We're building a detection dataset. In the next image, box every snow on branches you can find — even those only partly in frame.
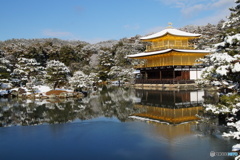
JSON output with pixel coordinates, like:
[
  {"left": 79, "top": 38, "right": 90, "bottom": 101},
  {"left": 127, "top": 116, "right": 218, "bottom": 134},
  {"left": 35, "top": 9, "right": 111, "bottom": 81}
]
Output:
[
  {"left": 0, "top": 57, "right": 11, "bottom": 83},
  {"left": 108, "top": 66, "right": 134, "bottom": 83},
  {"left": 198, "top": 53, "right": 240, "bottom": 91},
  {"left": 11, "top": 58, "right": 45, "bottom": 86},
  {"left": 69, "top": 71, "right": 98, "bottom": 90},
  {"left": 45, "top": 60, "right": 70, "bottom": 89}
]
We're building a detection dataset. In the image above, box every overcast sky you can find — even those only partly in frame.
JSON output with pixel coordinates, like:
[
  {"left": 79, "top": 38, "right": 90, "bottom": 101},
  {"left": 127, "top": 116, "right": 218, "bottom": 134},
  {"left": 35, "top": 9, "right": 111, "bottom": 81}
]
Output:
[{"left": 0, "top": 0, "right": 236, "bottom": 43}]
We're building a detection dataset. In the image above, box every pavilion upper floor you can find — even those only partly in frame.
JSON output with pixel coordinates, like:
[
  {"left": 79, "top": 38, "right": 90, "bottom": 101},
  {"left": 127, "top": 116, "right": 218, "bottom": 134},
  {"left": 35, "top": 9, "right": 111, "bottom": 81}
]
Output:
[
  {"left": 140, "top": 28, "right": 201, "bottom": 52},
  {"left": 145, "top": 37, "right": 195, "bottom": 52}
]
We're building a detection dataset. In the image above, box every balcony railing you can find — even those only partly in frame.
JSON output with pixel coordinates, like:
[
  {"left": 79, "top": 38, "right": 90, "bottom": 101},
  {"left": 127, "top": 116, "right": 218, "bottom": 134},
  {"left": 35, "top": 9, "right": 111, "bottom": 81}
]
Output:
[
  {"left": 146, "top": 44, "right": 194, "bottom": 52},
  {"left": 135, "top": 79, "right": 195, "bottom": 84}
]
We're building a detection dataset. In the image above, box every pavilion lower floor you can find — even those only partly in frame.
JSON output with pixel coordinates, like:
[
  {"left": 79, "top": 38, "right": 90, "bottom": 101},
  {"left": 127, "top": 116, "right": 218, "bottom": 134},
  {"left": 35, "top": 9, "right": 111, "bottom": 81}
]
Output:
[{"left": 135, "top": 66, "right": 203, "bottom": 84}]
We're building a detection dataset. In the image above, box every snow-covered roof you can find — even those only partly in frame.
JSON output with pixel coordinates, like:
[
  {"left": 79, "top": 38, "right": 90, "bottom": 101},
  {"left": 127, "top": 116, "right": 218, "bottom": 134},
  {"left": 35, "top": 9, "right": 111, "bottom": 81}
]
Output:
[
  {"left": 127, "top": 49, "right": 209, "bottom": 58},
  {"left": 141, "top": 28, "right": 201, "bottom": 40},
  {"left": 127, "top": 49, "right": 171, "bottom": 58}
]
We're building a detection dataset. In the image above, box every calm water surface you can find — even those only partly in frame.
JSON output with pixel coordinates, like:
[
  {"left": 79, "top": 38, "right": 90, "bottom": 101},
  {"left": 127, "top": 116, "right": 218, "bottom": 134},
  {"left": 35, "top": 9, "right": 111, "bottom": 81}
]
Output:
[{"left": 0, "top": 86, "right": 237, "bottom": 160}]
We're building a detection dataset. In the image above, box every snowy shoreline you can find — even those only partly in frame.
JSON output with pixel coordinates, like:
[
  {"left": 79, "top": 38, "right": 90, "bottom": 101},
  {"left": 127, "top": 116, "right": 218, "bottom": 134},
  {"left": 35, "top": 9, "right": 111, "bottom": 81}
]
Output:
[{"left": 0, "top": 85, "right": 84, "bottom": 99}]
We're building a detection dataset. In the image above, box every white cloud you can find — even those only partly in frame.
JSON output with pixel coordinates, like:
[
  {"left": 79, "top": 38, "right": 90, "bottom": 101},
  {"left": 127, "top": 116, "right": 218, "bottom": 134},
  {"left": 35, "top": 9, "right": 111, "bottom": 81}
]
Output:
[
  {"left": 156, "top": 0, "right": 200, "bottom": 9},
  {"left": 191, "top": 7, "right": 230, "bottom": 25},
  {"left": 155, "top": 0, "right": 235, "bottom": 25},
  {"left": 181, "top": 0, "right": 235, "bottom": 17},
  {"left": 181, "top": 4, "right": 205, "bottom": 17},
  {"left": 188, "top": 0, "right": 235, "bottom": 25},
  {"left": 157, "top": 0, "right": 235, "bottom": 17},
  {"left": 211, "top": 0, "right": 233, "bottom": 8},
  {"left": 43, "top": 29, "right": 74, "bottom": 38}
]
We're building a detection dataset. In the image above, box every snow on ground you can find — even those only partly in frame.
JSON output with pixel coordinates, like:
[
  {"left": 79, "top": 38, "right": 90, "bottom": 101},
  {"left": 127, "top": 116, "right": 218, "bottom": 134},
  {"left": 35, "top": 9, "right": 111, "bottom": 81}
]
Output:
[
  {"left": 55, "top": 88, "right": 74, "bottom": 92},
  {"left": 232, "top": 144, "right": 240, "bottom": 151},
  {"left": 1, "top": 83, "right": 11, "bottom": 89},
  {"left": 34, "top": 85, "right": 51, "bottom": 93},
  {"left": 0, "top": 90, "right": 9, "bottom": 96},
  {"left": 0, "top": 85, "right": 76, "bottom": 97},
  {"left": 129, "top": 116, "right": 170, "bottom": 125}
]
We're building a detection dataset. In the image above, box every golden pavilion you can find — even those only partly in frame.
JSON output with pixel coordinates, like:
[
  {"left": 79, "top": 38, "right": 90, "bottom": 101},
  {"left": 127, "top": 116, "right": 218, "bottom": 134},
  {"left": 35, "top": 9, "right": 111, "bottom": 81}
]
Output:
[
  {"left": 131, "top": 89, "right": 204, "bottom": 124},
  {"left": 127, "top": 27, "right": 209, "bottom": 84},
  {"left": 131, "top": 105, "right": 202, "bottom": 124}
]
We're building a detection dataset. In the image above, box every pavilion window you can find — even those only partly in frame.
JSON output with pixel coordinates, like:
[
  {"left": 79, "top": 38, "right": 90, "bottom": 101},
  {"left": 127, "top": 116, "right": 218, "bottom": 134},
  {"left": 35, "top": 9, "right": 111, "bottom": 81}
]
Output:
[
  {"left": 153, "top": 41, "right": 157, "bottom": 47},
  {"left": 159, "top": 41, "right": 164, "bottom": 47},
  {"left": 169, "top": 40, "right": 174, "bottom": 48},
  {"left": 164, "top": 40, "right": 169, "bottom": 47},
  {"left": 182, "top": 40, "right": 188, "bottom": 47},
  {"left": 176, "top": 40, "right": 182, "bottom": 47}
]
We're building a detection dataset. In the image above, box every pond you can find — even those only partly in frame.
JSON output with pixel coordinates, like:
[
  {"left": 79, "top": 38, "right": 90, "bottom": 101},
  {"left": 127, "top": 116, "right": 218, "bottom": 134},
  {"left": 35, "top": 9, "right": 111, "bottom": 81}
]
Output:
[{"left": 0, "top": 86, "right": 237, "bottom": 160}]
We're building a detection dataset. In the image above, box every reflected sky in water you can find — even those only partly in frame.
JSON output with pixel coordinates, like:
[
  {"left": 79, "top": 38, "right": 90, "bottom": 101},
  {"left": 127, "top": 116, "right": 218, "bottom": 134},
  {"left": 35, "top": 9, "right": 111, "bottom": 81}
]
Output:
[{"left": 0, "top": 86, "right": 237, "bottom": 160}]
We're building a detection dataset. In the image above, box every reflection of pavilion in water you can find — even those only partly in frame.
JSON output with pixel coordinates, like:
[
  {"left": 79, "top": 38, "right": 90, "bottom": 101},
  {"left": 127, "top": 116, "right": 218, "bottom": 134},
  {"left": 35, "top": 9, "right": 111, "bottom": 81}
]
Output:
[{"left": 132, "top": 89, "right": 204, "bottom": 124}]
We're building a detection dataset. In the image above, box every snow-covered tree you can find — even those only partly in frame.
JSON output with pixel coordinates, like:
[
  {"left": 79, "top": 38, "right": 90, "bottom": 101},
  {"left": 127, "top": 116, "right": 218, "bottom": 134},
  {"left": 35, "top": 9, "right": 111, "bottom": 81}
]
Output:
[
  {"left": 69, "top": 71, "right": 99, "bottom": 90},
  {"left": 45, "top": 60, "right": 70, "bottom": 89},
  {"left": 197, "top": 0, "right": 240, "bottom": 116},
  {"left": 180, "top": 21, "right": 225, "bottom": 50},
  {"left": 11, "top": 58, "right": 45, "bottom": 86},
  {"left": 217, "top": 0, "right": 240, "bottom": 56},
  {"left": 97, "top": 50, "right": 114, "bottom": 81},
  {"left": 198, "top": 1, "right": 240, "bottom": 92},
  {"left": 113, "top": 40, "right": 144, "bottom": 67},
  {"left": 59, "top": 45, "right": 80, "bottom": 66},
  {"left": 223, "top": 0, "right": 240, "bottom": 35},
  {"left": 108, "top": 66, "right": 134, "bottom": 83},
  {"left": 198, "top": 53, "right": 240, "bottom": 91},
  {"left": 0, "top": 57, "right": 11, "bottom": 85}
]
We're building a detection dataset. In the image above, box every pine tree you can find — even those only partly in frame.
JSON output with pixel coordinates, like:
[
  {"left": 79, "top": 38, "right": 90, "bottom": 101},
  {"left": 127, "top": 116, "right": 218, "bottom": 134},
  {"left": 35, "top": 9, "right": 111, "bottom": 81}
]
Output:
[
  {"left": 108, "top": 66, "right": 134, "bottom": 84},
  {"left": 69, "top": 71, "right": 98, "bottom": 90},
  {"left": 11, "top": 58, "right": 45, "bottom": 86},
  {"left": 59, "top": 45, "right": 80, "bottom": 66},
  {"left": 202, "top": 2, "right": 240, "bottom": 149},
  {"left": 0, "top": 57, "right": 12, "bottom": 86},
  {"left": 198, "top": 1, "right": 240, "bottom": 121},
  {"left": 199, "top": 1, "right": 240, "bottom": 91},
  {"left": 199, "top": 53, "right": 240, "bottom": 91},
  {"left": 45, "top": 60, "right": 70, "bottom": 89},
  {"left": 223, "top": 0, "right": 240, "bottom": 35},
  {"left": 97, "top": 50, "right": 114, "bottom": 81}
]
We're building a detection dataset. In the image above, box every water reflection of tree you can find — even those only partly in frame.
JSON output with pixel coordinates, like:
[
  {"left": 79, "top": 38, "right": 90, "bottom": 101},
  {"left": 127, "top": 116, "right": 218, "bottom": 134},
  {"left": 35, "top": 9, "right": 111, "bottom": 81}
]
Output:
[
  {"left": 87, "top": 86, "right": 137, "bottom": 121},
  {"left": 0, "top": 86, "right": 137, "bottom": 127}
]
